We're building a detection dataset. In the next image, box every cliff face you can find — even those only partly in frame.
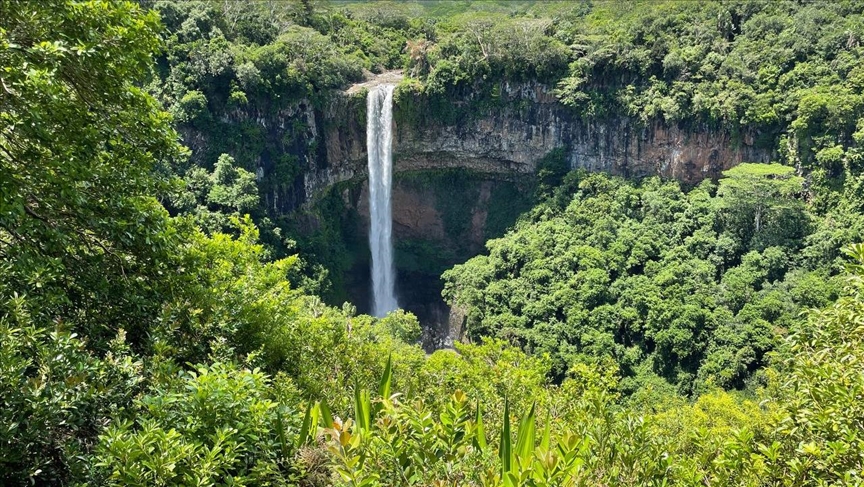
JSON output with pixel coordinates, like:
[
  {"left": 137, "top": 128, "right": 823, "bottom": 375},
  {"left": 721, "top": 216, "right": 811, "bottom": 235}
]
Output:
[
  {"left": 180, "top": 77, "right": 773, "bottom": 216},
  {"left": 178, "top": 100, "right": 321, "bottom": 215},
  {"left": 309, "top": 79, "right": 773, "bottom": 207}
]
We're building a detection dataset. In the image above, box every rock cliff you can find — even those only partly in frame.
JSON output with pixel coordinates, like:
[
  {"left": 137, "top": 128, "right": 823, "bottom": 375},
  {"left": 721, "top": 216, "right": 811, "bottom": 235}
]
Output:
[
  {"left": 181, "top": 73, "right": 774, "bottom": 216},
  {"left": 308, "top": 74, "right": 773, "bottom": 209}
]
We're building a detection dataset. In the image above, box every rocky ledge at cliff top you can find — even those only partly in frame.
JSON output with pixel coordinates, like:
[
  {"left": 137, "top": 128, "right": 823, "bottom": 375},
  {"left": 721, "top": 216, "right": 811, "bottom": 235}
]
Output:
[{"left": 346, "top": 70, "right": 405, "bottom": 95}]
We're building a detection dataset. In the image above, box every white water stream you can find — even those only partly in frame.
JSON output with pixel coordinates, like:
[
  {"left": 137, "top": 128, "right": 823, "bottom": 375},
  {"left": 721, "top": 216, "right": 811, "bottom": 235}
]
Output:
[{"left": 367, "top": 84, "right": 398, "bottom": 316}]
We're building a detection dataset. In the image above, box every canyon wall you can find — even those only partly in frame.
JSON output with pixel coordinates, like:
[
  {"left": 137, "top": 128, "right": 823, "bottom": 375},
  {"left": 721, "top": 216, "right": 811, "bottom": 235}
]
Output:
[
  {"left": 309, "top": 78, "right": 773, "bottom": 208},
  {"left": 180, "top": 76, "right": 774, "bottom": 216},
  {"left": 334, "top": 170, "right": 533, "bottom": 348}
]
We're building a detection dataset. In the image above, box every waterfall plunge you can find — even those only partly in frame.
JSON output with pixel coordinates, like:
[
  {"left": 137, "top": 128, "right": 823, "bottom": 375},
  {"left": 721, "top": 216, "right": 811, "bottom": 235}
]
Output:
[{"left": 367, "top": 84, "right": 398, "bottom": 317}]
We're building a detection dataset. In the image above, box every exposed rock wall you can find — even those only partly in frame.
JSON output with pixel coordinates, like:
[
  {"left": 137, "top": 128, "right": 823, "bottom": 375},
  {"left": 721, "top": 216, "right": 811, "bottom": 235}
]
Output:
[
  {"left": 179, "top": 78, "right": 773, "bottom": 215},
  {"left": 344, "top": 175, "right": 521, "bottom": 349},
  {"left": 178, "top": 101, "right": 320, "bottom": 215},
  {"left": 308, "top": 80, "right": 773, "bottom": 207}
]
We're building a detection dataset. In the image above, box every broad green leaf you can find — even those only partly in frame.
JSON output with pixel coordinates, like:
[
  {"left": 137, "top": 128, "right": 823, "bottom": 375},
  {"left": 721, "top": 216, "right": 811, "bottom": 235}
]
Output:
[
  {"left": 500, "top": 396, "right": 512, "bottom": 475},
  {"left": 354, "top": 385, "right": 371, "bottom": 431},
  {"left": 319, "top": 399, "right": 334, "bottom": 429},
  {"left": 474, "top": 403, "right": 487, "bottom": 452},
  {"left": 379, "top": 353, "right": 393, "bottom": 400},
  {"left": 540, "top": 413, "right": 551, "bottom": 451},
  {"left": 515, "top": 401, "right": 536, "bottom": 465},
  {"left": 297, "top": 401, "right": 314, "bottom": 447}
]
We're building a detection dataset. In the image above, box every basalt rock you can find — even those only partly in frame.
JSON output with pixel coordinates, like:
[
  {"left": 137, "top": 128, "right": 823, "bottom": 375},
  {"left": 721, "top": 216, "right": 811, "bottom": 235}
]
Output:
[
  {"left": 307, "top": 74, "right": 773, "bottom": 210},
  {"left": 180, "top": 73, "right": 773, "bottom": 216}
]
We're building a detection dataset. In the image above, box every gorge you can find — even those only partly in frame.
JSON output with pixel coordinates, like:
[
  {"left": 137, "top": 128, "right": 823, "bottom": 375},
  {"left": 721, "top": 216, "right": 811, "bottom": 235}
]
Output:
[{"left": 177, "top": 71, "right": 777, "bottom": 346}]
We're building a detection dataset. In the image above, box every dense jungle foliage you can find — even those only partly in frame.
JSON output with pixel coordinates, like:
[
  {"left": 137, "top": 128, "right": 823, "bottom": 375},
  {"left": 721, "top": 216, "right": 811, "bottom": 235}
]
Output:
[
  {"left": 443, "top": 162, "right": 863, "bottom": 395},
  {"left": 3, "top": 0, "right": 864, "bottom": 486}
]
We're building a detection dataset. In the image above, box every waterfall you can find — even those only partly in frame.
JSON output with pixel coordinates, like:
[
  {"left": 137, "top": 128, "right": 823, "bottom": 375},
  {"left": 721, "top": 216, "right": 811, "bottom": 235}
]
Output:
[{"left": 367, "top": 84, "right": 398, "bottom": 317}]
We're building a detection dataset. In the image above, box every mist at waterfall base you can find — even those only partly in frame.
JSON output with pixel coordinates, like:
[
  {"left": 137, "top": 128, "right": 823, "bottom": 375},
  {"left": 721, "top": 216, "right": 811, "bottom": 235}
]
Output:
[{"left": 366, "top": 84, "right": 398, "bottom": 317}]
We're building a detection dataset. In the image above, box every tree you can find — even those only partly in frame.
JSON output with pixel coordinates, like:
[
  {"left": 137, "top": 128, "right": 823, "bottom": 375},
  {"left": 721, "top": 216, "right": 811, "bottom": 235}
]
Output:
[
  {"left": 208, "top": 154, "right": 259, "bottom": 213},
  {"left": 0, "top": 0, "right": 183, "bottom": 344},
  {"left": 405, "top": 38, "right": 433, "bottom": 77},
  {"left": 169, "top": 154, "right": 260, "bottom": 235},
  {"left": 443, "top": 172, "right": 819, "bottom": 394},
  {"left": 717, "top": 163, "right": 806, "bottom": 248},
  {"left": 0, "top": 324, "right": 142, "bottom": 485},
  {"left": 765, "top": 243, "right": 864, "bottom": 484}
]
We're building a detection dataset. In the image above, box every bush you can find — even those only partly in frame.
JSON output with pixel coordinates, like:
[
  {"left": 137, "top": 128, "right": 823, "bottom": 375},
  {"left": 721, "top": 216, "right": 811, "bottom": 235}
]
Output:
[{"left": 94, "top": 363, "right": 300, "bottom": 486}]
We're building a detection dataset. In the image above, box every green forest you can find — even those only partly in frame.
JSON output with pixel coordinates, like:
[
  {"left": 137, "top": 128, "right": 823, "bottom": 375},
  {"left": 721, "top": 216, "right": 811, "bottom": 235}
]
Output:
[{"left": 3, "top": 0, "right": 864, "bottom": 485}]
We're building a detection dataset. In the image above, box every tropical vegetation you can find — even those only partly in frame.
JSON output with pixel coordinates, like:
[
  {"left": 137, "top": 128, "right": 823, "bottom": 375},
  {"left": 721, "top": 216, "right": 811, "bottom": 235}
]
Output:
[{"left": 3, "top": 1, "right": 864, "bottom": 486}]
